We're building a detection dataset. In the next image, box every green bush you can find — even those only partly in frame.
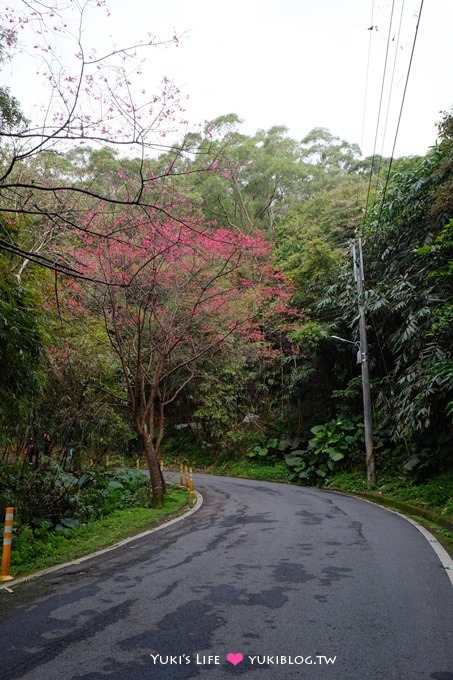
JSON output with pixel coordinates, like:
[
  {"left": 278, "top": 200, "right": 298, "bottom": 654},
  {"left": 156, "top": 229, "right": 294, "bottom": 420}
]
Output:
[
  {"left": 328, "top": 471, "right": 453, "bottom": 517},
  {"left": 247, "top": 439, "right": 280, "bottom": 464},
  {"left": 0, "top": 461, "right": 152, "bottom": 529},
  {"left": 6, "top": 485, "right": 190, "bottom": 575},
  {"left": 0, "top": 463, "right": 161, "bottom": 575},
  {"left": 0, "top": 458, "right": 79, "bottom": 526},
  {"left": 284, "top": 416, "right": 363, "bottom": 485},
  {"left": 73, "top": 468, "right": 152, "bottom": 520},
  {"left": 247, "top": 437, "right": 301, "bottom": 465}
]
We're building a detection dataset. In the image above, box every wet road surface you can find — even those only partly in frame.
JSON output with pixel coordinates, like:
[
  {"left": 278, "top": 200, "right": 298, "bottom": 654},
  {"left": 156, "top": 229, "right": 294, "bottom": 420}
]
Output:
[{"left": 1, "top": 474, "right": 452, "bottom": 679}]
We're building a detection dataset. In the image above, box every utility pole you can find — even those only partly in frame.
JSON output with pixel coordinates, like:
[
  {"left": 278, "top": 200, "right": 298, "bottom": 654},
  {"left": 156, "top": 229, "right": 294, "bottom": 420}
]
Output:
[{"left": 352, "top": 238, "right": 375, "bottom": 486}]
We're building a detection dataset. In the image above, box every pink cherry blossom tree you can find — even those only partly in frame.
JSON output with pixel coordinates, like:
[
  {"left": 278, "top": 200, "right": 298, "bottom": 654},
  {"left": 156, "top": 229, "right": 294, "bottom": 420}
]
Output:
[{"left": 65, "top": 203, "right": 286, "bottom": 504}]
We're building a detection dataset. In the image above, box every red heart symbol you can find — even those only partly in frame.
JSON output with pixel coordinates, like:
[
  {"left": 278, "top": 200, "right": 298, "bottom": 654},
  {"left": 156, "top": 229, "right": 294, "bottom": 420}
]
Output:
[{"left": 227, "top": 652, "right": 244, "bottom": 666}]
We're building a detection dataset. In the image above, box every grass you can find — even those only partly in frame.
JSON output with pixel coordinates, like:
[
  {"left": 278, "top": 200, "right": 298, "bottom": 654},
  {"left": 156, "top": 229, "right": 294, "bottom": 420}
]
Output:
[
  {"left": 207, "top": 458, "right": 290, "bottom": 483},
  {"left": 6, "top": 485, "right": 192, "bottom": 579},
  {"left": 326, "top": 470, "right": 453, "bottom": 517}
]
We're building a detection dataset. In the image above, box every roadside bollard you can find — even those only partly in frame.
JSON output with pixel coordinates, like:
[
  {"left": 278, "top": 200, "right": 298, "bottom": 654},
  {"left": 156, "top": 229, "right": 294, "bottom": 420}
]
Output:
[
  {"left": 189, "top": 467, "right": 194, "bottom": 492},
  {"left": 184, "top": 465, "right": 189, "bottom": 488},
  {"left": 0, "top": 507, "right": 14, "bottom": 582},
  {"left": 179, "top": 464, "right": 183, "bottom": 486},
  {"left": 136, "top": 457, "right": 140, "bottom": 469}
]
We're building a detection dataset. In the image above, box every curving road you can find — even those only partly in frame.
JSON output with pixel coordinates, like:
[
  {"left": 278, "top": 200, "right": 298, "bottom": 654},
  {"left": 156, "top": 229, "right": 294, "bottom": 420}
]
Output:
[{"left": 1, "top": 474, "right": 452, "bottom": 680}]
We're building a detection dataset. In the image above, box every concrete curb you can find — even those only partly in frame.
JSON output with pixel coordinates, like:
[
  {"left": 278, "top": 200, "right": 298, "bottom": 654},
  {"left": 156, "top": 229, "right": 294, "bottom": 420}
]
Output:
[{"left": 0, "top": 491, "right": 203, "bottom": 591}]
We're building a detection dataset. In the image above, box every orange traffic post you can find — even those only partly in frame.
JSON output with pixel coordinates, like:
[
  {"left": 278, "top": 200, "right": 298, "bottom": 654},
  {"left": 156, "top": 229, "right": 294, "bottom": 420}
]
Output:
[
  {"left": 1, "top": 507, "right": 14, "bottom": 582},
  {"left": 179, "top": 464, "right": 183, "bottom": 486},
  {"left": 189, "top": 467, "right": 194, "bottom": 492},
  {"left": 184, "top": 465, "right": 189, "bottom": 488}
]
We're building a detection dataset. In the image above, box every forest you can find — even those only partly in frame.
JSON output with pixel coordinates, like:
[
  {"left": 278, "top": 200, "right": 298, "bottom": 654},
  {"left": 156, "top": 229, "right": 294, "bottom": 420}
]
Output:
[{"left": 0, "top": 2, "right": 452, "bottom": 511}]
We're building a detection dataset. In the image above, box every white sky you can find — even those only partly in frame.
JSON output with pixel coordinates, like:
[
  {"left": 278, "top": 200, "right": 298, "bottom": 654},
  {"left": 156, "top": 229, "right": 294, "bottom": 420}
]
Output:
[{"left": 4, "top": 0, "right": 453, "bottom": 158}]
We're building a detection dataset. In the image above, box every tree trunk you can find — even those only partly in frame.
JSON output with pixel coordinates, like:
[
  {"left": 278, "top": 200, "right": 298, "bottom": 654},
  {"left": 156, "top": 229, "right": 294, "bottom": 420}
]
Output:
[{"left": 143, "top": 437, "right": 166, "bottom": 507}]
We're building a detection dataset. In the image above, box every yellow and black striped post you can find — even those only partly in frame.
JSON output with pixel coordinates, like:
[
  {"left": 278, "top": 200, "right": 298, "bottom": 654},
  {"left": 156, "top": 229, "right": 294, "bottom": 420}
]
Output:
[
  {"left": 189, "top": 467, "right": 194, "bottom": 492},
  {"left": 0, "top": 507, "right": 14, "bottom": 582},
  {"left": 184, "top": 465, "right": 189, "bottom": 488},
  {"left": 179, "top": 464, "right": 183, "bottom": 486}
]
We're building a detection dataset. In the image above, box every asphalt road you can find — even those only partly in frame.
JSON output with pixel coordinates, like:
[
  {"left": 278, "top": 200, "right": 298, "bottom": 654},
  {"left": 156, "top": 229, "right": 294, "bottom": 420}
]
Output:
[{"left": 1, "top": 474, "right": 452, "bottom": 680}]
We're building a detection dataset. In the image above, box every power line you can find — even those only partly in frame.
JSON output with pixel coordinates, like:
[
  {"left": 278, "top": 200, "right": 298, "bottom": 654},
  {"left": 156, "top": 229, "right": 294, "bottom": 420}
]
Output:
[
  {"left": 377, "top": 0, "right": 406, "bottom": 171},
  {"left": 360, "top": 0, "right": 376, "bottom": 155},
  {"left": 377, "top": 0, "right": 425, "bottom": 221},
  {"left": 364, "top": 0, "right": 397, "bottom": 218},
  {"left": 360, "top": 0, "right": 425, "bottom": 230},
  {"left": 354, "top": 0, "right": 426, "bottom": 414}
]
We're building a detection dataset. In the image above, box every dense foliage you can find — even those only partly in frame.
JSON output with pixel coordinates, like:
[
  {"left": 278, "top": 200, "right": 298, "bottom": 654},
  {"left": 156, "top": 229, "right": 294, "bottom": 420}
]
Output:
[
  {"left": 318, "top": 112, "right": 453, "bottom": 477},
  {"left": 0, "top": 461, "right": 152, "bottom": 527},
  {"left": 0, "top": 3, "right": 451, "bottom": 506},
  {"left": 1, "top": 114, "right": 451, "bottom": 491}
]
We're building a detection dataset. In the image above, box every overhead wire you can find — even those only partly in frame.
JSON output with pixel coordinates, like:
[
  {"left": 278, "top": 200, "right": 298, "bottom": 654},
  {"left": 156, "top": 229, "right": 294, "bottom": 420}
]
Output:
[
  {"left": 377, "top": 0, "right": 425, "bottom": 223},
  {"left": 360, "top": 0, "right": 375, "bottom": 156},
  {"left": 364, "top": 0, "right": 397, "bottom": 219},
  {"left": 377, "top": 0, "right": 406, "bottom": 175},
  {"left": 362, "top": 0, "right": 425, "bottom": 227},
  {"left": 358, "top": 0, "right": 425, "bottom": 378}
]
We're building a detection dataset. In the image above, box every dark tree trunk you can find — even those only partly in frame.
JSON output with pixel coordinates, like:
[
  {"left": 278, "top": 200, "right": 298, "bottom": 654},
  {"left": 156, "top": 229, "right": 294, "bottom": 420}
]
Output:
[{"left": 143, "top": 437, "right": 166, "bottom": 507}]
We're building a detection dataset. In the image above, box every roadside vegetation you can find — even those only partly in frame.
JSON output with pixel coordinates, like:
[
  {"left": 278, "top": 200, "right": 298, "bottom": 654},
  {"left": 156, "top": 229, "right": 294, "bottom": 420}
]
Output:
[{"left": 0, "top": 462, "right": 191, "bottom": 578}]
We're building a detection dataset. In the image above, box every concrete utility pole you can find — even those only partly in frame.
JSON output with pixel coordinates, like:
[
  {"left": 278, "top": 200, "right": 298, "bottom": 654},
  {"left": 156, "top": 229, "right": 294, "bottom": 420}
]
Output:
[{"left": 352, "top": 238, "right": 375, "bottom": 486}]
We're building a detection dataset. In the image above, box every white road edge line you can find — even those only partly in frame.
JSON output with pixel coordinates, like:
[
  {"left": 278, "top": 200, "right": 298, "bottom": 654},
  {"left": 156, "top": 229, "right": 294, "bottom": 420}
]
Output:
[
  {"left": 0, "top": 491, "right": 203, "bottom": 591},
  {"left": 342, "top": 492, "right": 453, "bottom": 588}
]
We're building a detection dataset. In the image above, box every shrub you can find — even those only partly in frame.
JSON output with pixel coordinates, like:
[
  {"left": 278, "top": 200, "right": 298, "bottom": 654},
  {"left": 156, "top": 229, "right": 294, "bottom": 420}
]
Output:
[
  {"left": 284, "top": 416, "right": 364, "bottom": 485},
  {"left": 73, "top": 468, "right": 152, "bottom": 520},
  {"left": 0, "top": 461, "right": 152, "bottom": 529},
  {"left": 0, "top": 458, "right": 79, "bottom": 527}
]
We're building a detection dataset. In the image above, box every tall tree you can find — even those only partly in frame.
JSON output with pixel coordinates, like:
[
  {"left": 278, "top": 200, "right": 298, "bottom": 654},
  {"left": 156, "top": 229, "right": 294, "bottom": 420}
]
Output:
[
  {"left": 66, "top": 203, "right": 279, "bottom": 503},
  {"left": 178, "top": 117, "right": 311, "bottom": 235}
]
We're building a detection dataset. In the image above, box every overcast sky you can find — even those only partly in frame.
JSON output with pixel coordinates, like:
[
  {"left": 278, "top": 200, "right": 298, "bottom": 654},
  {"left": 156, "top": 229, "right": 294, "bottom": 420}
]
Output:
[{"left": 5, "top": 0, "right": 453, "bottom": 158}]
